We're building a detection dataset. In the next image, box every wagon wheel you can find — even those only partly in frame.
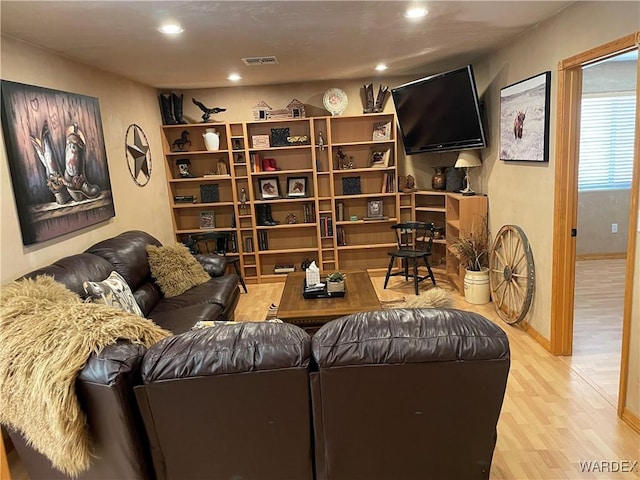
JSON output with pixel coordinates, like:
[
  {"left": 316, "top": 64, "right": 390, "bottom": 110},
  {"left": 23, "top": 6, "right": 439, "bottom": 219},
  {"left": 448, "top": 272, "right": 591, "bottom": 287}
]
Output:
[{"left": 489, "top": 225, "right": 535, "bottom": 325}]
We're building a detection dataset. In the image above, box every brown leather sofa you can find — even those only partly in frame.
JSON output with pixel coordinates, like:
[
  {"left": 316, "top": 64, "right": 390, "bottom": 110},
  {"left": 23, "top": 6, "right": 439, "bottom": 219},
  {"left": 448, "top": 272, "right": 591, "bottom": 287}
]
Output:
[
  {"left": 22, "top": 230, "right": 241, "bottom": 333},
  {"left": 6, "top": 307, "right": 509, "bottom": 480},
  {"left": 135, "top": 322, "right": 315, "bottom": 480},
  {"left": 310, "top": 308, "right": 511, "bottom": 480}
]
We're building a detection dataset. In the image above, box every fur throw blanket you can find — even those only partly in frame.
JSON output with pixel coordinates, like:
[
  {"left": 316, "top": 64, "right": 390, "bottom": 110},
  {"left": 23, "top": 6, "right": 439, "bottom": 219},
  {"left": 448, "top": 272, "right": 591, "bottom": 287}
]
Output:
[{"left": 0, "top": 276, "right": 170, "bottom": 477}]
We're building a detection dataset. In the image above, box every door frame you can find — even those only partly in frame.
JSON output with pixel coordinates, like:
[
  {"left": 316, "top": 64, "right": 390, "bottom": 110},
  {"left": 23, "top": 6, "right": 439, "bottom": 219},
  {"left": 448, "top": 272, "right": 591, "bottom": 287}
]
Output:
[{"left": 550, "top": 32, "right": 640, "bottom": 418}]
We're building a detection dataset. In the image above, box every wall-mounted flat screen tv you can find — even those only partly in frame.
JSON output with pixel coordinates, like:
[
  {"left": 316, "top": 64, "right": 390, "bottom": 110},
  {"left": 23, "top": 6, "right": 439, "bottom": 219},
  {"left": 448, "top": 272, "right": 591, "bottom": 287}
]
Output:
[{"left": 392, "top": 65, "right": 486, "bottom": 155}]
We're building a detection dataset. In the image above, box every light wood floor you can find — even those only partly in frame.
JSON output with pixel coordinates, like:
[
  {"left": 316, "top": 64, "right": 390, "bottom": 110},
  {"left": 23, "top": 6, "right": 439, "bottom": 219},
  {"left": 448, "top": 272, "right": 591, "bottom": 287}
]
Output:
[
  {"left": 8, "top": 273, "right": 639, "bottom": 480},
  {"left": 563, "top": 259, "right": 626, "bottom": 406}
]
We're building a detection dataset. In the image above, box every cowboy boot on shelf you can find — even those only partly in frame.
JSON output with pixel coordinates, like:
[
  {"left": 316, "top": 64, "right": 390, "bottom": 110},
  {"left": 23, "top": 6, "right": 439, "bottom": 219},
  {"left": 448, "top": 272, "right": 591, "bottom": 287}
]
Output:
[
  {"left": 362, "top": 83, "right": 374, "bottom": 114},
  {"left": 373, "top": 85, "right": 389, "bottom": 113},
  {"left": 159, "top": 93, "right": 178, "bottom": 125},
  {"left": 172, "top": 93, "right": 188, "bottom": 124},
  {"left": 265, "top": 204, "right": 280, "bottom": 225},
  {"left": 30, "top": 120, "right": 71, "bottom": 205},
  {"left": 256, "top": 205, "right": 271, "bottom": 226},
  {"left": 63, "top": 123, "right": 100, "bottom": 201}
]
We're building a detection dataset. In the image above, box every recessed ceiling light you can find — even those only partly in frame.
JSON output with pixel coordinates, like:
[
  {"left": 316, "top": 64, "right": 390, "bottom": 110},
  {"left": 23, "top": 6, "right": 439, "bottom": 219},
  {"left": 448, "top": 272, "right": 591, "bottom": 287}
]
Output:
[
  {"left": 159, "top": 23, "right": 184, "bottom": 35},
  {"left": 375, "top": 64, "right": 388, "bottom": 71},
  {"left": 228, "top": 73, "right": 242, "bottom": 81},
  {"left": 404, "top": 7, "right": 428, "bottom": 19}
]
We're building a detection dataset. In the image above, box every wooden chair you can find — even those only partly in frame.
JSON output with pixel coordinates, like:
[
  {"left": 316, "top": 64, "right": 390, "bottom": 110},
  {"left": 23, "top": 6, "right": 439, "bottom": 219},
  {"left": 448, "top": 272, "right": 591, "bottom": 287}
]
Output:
[
  {"left": 383, "top": 222, "right": 436, "bottom": 295},
  {"left": 183, "top": 231, "right": 248, "bottom": 293}
]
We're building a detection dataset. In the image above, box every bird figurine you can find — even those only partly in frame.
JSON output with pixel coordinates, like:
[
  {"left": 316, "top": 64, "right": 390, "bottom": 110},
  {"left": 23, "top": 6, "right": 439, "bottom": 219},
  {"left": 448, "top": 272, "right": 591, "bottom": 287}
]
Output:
[{"left": 192, "top": 98, "right": 226, "bottom": 123}]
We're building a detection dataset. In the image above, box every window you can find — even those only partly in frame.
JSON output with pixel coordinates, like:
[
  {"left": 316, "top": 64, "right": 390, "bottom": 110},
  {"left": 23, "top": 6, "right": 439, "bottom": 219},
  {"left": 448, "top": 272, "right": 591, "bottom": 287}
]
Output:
[{"left": 578, "top": 93, "right": 636, "bottom": 191}]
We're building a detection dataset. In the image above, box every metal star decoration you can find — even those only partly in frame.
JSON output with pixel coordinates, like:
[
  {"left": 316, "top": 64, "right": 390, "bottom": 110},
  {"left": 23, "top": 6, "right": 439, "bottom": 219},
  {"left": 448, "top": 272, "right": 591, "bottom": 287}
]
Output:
[{"left": 125, "top": 124, "right": 151, "bottom": 186}]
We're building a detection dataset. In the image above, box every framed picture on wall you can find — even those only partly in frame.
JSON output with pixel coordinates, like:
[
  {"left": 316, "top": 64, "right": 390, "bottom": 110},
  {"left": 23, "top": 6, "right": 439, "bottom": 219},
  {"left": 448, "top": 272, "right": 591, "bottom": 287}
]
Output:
[
  {"left": 499, "top": 71, "right": 551, "bottom": 162},
  {"left": 0, "top": 80, "right": 115, "bottom": 245}
]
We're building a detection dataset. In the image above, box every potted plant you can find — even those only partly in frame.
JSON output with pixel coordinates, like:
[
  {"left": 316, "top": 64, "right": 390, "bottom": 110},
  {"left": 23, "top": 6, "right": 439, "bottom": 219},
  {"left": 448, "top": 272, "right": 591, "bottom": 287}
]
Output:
[
  {"left": 452, "top": 220, "right": 490, "bottom": 304},
  {"left": 326, "top": 271, "right": 346, "bottom": 294}
]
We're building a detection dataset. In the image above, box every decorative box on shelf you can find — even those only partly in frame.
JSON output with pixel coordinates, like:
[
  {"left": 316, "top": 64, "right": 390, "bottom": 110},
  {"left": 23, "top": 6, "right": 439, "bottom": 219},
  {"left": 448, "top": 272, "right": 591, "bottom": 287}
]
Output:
[
  {"left": 252, "top": 135, "right": 270, "bottom": 149},
  {"left": 174, "top": 195, "right": 196, "bottom": 203},
  {"left": 274, "top": 264, "right": 295, "bottom": 274}
]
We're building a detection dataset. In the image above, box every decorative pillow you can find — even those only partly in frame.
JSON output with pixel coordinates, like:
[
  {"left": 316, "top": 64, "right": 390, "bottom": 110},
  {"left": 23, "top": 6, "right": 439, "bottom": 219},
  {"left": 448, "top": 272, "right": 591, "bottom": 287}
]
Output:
[
  {"left": 83, "top": 271, "right": 144, "bottom": 316},
  {"left": 146, "top": 243, "right": 211, "bottom": 297}
]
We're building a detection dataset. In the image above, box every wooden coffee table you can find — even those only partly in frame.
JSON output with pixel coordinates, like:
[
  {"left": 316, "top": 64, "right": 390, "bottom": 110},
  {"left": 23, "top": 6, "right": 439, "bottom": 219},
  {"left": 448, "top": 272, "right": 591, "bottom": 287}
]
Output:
[{"left": 277, "top": 270, "right": 381, "bottom": 332}]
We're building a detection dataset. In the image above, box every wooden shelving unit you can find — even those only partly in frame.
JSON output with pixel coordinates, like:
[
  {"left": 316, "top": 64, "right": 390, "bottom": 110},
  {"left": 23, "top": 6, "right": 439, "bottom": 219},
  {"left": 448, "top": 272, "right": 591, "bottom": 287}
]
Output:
[
  {"left": 161, "top": 112, "right": 411, "bottom": 283},
  {"left": 411, "top": 190, "right": 487, "bottom": 293},
  {"left": 161, "top": 117, "right": 486, "bottom": 289}
]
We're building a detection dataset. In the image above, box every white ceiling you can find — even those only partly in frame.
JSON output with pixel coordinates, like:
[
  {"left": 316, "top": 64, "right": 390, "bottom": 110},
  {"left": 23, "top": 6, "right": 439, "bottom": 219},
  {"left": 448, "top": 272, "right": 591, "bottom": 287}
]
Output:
[{"left": 1, "top": 1, "right": 575, "bottom": 90}]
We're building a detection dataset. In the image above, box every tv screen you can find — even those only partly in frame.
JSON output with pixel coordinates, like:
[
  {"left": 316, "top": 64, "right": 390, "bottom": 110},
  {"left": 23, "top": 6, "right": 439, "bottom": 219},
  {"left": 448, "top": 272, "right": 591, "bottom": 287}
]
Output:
[{"left": 392, "top": 65, "right": 486, "bottom": 155}]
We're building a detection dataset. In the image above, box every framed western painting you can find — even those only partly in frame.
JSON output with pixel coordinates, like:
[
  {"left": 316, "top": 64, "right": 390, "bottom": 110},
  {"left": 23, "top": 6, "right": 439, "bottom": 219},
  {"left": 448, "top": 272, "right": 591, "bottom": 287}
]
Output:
[
  {"left": 0, "top": 80, "right": 115, "bottom": 245},
  {"left": 499, "top": 71, "right": 551, "bottom": 162}
]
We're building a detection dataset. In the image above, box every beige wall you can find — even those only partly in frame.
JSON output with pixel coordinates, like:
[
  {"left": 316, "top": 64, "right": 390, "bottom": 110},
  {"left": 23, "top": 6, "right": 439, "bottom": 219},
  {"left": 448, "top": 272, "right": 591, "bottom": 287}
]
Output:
[
  {"left": 577, "top": 189, "right": 631, "bottom": 256},
  {"left": 0, "top": 36, "right": 174, "bottom": 283},
  {"left": 475, "top": 1, "right": 639, "bottom": 338}
]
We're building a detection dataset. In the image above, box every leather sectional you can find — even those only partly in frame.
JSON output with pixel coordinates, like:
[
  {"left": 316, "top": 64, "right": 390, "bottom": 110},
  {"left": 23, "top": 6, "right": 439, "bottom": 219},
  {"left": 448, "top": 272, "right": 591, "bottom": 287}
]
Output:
[{"left": 6, "top": 300, "right": 510, "bottom": 479}]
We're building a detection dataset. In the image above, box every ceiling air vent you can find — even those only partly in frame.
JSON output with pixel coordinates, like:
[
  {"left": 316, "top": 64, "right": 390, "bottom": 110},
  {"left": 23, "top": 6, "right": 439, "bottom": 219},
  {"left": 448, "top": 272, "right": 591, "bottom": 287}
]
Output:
[{"left": 242, "top": 56, "right": 278, "bottom": 66}]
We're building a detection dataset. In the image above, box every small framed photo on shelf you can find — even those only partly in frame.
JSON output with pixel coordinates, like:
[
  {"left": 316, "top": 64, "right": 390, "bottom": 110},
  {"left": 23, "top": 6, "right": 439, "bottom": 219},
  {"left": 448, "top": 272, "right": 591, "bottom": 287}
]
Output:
[
  {"left": 372, "top": 120, "right": 392, "bottom": 141},
  {"left": 259, "top": 177, "right": 281, "bottom": 199},
  {"left": 369, "top": 148, "right": 391, "bottom": 168},
  {"left": 199, "top": 210, "right": 215, "bottom": 229},
  {"left": 287, "top": 177, "right": 308, "bottom": 197},
  {"left": 367, "top": 200, "right": 384, "bottom": 218}
]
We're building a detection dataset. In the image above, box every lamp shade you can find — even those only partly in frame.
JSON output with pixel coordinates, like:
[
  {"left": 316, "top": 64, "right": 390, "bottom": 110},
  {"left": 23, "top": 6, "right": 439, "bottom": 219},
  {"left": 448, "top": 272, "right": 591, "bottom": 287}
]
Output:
[{"left": 455, "top": 150, "right": 482, "bottom": 168}]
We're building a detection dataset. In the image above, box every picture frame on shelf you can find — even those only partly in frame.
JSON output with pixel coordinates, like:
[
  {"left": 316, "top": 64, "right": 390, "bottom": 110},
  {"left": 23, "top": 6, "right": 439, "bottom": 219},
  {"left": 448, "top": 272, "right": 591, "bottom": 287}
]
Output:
[
  {"left": 200, "top": 184, "right": 219, "bottom": 203},
  {"left": 369, "top": 148, "right": 391, "bottom": 168},
  {"left": 499, "top": 71, "right": 551, "bottom": 162},
  {"left": 372, "top": 120, "right": 392, "bottom": 141},
  {"left": 367, "top": 200, "right": 384, "bottom": 218},
  {"left": 342, "top": 176, "right": 362, "bottom": 195},
  {"left": 199, "top": 210, "right": 215, "bottom": 229},
  {"left": 259, "top": 177, "right": 281, "bottom": 199},
  {"left": 286, "top": 176, "right": 308, "bottom": 197}
]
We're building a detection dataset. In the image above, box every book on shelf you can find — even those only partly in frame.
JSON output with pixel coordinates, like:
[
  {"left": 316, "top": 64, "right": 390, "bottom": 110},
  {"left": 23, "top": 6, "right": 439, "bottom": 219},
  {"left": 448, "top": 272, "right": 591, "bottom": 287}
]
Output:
[
  {"left": 337, "top": 202, "right": 345, "bottom": 222},
  {"left": 244, "top": 237, "right": 254, "bottom": 253},
  {"left": 381, "top": 173, "right": 389, "bottom": 193},
  {"left": 274, "top": 264, "right": 295, "bottom": 274},
  {"left": 320, "top": 216, "right": 334, "bottom": 237},
  {"left": 303, "top": 202, "right": 316, "bottom": 223},
  {"left": 337, "top": 225, "right": 347, "bottom": 246},
  {"left": 364, "top": 216, "right": 389, "bottom": 221},
  {"left": 251, "top": 153, "right": 263, "bottom": 173},
  {"left": 387, "top": 172, "right": 396, "bottom": 193},
  {"left": 258, "top": 231, "right": 269, "bottom": 250}
]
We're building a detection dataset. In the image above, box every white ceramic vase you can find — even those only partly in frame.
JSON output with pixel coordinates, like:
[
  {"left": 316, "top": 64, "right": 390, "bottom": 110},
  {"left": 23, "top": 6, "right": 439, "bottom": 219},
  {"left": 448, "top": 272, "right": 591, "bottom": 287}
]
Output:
[
  {"left": 203, "top": 128, "right": 220, "bottom": 151},
  {"left": 463, "top": 268, "right": 490, "bottom": 304}
]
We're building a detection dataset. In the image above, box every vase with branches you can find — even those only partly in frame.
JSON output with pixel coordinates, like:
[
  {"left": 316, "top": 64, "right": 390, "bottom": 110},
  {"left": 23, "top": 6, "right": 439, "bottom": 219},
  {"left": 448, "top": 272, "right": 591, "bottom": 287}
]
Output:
[
  {"left": 452, "top": 218, "right": 490, "bottom": 304},
  {"left": 452, "top": 219, "right": 489, "bottom": 272}
]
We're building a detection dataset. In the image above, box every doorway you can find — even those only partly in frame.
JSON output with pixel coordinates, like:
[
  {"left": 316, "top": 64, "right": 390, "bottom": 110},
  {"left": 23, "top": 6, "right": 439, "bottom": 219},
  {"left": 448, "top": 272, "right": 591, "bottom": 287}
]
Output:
[
  {"left": 570, "top": 52, "right": 637, "bottom": 404},
  {"left": 551, "top": 32, "right": 640, "bottom": 418}
]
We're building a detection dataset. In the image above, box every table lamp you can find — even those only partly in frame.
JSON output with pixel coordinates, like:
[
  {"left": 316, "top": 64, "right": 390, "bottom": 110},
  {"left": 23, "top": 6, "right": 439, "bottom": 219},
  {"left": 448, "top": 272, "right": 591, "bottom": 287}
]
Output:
[{"left": 455, "top": 150, "right": 482, "bottom": 196}]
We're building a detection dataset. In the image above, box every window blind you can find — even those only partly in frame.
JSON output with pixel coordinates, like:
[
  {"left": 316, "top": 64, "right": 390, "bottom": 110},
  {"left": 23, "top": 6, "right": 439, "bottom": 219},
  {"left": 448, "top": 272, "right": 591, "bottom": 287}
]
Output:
[{"left": 578, "top": 93, "right": 636, "bottom": 191}]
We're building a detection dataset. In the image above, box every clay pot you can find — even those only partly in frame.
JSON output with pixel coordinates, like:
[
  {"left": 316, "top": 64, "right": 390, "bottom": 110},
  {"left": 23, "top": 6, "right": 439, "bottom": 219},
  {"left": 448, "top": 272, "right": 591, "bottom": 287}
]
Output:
[{"left": 432, "top": 167, "right": 446, "bottom": 190}]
